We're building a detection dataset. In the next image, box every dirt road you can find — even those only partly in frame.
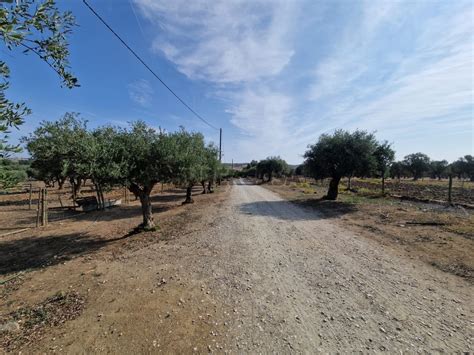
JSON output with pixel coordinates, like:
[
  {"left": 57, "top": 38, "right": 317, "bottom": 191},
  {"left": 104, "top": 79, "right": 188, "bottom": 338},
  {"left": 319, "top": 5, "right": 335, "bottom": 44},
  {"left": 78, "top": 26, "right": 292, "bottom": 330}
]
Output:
[{"left": 18, "top": 180, "right": 473, "bottom": 352}]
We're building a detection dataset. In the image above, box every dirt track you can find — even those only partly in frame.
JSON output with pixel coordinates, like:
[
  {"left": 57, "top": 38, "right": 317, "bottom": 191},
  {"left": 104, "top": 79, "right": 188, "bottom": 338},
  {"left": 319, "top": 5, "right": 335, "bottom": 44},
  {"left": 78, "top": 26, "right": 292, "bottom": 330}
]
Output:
[{"left": 6, "top": 180, "right": 472, "bottom": 352}]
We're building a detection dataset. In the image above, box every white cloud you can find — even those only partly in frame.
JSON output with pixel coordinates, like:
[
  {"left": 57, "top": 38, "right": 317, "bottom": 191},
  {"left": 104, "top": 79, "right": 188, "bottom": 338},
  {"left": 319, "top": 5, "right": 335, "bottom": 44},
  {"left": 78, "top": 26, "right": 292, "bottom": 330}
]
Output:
[
  {"left": 134, "top": 0, "right": 297, "bottom": 83},
  {"left": 303, "top": 0, "right": 473, "bottom": 162},
  {"left": 131, "top": 0, "right": 472, "bottom": 163},
  {"left": 127, "top": 79, "right": 153, "bottom": 107}
]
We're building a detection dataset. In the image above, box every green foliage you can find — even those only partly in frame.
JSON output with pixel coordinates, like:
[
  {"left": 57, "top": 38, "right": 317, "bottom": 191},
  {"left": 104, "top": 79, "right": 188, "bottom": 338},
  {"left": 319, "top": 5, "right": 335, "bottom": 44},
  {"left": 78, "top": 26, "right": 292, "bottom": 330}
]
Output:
[
  {"left": 429, "top": 160, "right": 448, "bottom": 180},
  {"left": 303, "top": 130, "right": 378, "bottom": 199},
  {"left": 0, "top": 0, "right": 78, "bottom": 160},
  {"left": 171, "top": 128, "right": 208, "bottom": 187},
  {"left": 0, "top": 158, "right": 28, "bottom": 189},
  {"left": 256, "top": 156, "right": 288, "bottom": 181},
  {"left": 295, "top": 164, "right": 305, "bottom": 176},
  {"left": 389, "top": 161, "right": 407, "bottom": 179},
  {"left": 450, "top": 155, "right": 474, "bottom": 181},
  {"left": 22, "top": 113, "right": 87, "bottom": 187},
  {"left": 373, "top": 141, "right": 395, "bottom": 178},
  {"left": 24, "top": 117, "right": 221, "bottom": 228},
  {"left": 403, "top": 153, "right": 430, "bottom": 180},
  {"left": 202, "top": 143, "right": 220, "bottom": 183},
  {"left": 304, "top": 129, "right": 378, "bottom": 180}
]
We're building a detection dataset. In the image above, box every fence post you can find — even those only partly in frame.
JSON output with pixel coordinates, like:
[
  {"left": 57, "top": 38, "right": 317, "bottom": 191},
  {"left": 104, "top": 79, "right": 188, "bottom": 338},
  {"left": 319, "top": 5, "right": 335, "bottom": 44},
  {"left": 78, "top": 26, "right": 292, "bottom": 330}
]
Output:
[
  {"left": 36, "top": 188, "right": 41, "bottom": 227},
  {"left": 28, "top": 183, "right": 32, "bottom": 210},
  {"left": 44, "top": 188, "right": 48, "bottom": 226},
  {"left": 448, "top": 175, "right": 453, "bottom": 205}
]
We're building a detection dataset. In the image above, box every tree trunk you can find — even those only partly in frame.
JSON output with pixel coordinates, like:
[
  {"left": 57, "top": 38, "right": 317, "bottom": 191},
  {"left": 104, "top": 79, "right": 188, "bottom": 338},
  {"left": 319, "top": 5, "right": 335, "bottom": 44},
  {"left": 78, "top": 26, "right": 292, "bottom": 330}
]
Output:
[
  {"left": 99, "top": 185, "right": 105, "bottom": 210},
  {"left": 183, "top": 185, "right": 194, "bottom": 204},
  {"left": 139, "top": 192, "right": 155, "bottom": 229},
  {"left": 70, "top": 178, "right": 77, "bottom": 206},
  {"left": 201, "top": 181, "right": 207, "bottom": 194},
  {"left": 325, "top": 176, "right": 341, "bottom": 200},
  {"left": 58, "top": 177, "right": 65, "bottom": 190},
  {"left": 207, "top": 181, "right": 213, "bottom": 193},
  {"left": 346, "top": 176, "right": 352, "bottom": 191},
  {"left": 382, "top": 176, "right": 385, "bottom": 194},
  {"left": 74, "top": 178, "right": 82, "bottom": 196},
  {"left": 129, "top": 183, "right": 156, "bottom": 230}
]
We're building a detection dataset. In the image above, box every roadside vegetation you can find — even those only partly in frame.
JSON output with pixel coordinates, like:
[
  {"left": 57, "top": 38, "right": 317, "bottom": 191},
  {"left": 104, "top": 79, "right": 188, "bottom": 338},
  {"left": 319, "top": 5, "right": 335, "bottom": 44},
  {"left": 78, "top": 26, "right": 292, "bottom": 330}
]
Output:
[
  {"left": 238, "top": 129, "right": 473, "bottom": 204},
  {"left": 22, "top": 114, "right": 225, "bottom": 230}
]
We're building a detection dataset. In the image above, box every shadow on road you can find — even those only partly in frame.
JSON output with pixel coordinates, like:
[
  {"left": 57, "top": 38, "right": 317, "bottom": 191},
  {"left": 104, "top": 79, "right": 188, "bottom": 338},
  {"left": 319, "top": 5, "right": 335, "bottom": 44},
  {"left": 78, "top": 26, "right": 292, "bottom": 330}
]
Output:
[{"left": 240, "top": 198, "right": 357, "bottom": 220}]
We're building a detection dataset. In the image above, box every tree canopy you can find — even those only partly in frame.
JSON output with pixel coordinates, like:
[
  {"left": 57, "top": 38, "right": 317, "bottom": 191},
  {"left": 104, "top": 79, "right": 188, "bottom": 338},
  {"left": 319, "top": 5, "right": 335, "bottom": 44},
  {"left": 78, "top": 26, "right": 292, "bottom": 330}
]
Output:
[
  {"left": 256, "top": 156, "right": 288, "bottom": 182},
  {"left": 303, "top": 129, "right": 378, "bottom": 199},
  {"left": 1, "top": 0, "right": 78, "bottom": 187},
  {"left": 403, "top": 153, "right": 430, "bottom": 180},
  {"left": 24, "top": 117, "right": 221, "bottom": 229}
]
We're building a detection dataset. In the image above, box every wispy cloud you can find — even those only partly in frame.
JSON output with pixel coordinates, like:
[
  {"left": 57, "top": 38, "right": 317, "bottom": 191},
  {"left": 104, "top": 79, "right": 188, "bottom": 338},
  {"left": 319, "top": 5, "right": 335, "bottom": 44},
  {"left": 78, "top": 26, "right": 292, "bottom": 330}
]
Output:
[
  {"left": 303, "top": 0, "right": 473, "bottom": 159},
  {"left": 133, "top": 0, "right": 473, "bottom": 162},
  {"left": 128, "top": 79, "right": 153, "bottom": 107},
  {"left": 135, "top": 0, "right": 297, "bottom": 84}
]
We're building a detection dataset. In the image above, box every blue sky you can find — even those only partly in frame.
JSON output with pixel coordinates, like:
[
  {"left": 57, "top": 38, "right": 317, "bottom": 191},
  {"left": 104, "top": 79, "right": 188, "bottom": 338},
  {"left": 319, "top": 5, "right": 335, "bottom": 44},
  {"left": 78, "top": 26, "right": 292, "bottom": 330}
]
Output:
[{"left": 5, "top": 0, "right": 473, "bottom": 164}]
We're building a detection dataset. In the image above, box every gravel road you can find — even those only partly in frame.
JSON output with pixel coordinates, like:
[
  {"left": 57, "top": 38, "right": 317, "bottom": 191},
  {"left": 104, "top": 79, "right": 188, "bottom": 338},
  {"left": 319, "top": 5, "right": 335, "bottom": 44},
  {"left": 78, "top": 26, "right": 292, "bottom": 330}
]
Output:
[
  {"left": 26, "top": 179, "right": 472, "bottom": 353},
  {"left": 199, "top": 179, "right": 472, "bottom": 352}
]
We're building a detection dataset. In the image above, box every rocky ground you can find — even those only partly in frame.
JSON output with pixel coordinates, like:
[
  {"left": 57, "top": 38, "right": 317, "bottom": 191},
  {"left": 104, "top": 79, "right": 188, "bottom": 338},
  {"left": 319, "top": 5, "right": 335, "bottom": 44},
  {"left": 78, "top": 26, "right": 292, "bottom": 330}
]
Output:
[{"left": 1, "top": 180, "right": 472, "bottom": 352}]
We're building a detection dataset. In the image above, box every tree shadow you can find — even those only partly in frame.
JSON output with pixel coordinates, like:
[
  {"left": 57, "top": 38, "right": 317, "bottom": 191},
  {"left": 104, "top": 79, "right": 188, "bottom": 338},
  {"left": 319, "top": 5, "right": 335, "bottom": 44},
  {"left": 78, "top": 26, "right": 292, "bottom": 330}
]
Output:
[
  {"left": 239, "top": 198, "right": 357, "bottom": 221},
  {"left": 3, "top": 187, "right": 206, "bottom": 231},
  {"left": 0, "top": 232, "right": 130, "bottom": 276},
  {"left": 0, "top": 199, "right": 39, "bottom": 207}
]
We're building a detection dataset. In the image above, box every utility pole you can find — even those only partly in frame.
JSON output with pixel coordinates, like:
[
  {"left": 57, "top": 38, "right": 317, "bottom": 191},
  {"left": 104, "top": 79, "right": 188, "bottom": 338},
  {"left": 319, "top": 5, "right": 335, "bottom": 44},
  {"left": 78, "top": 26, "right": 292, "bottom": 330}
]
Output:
[
  {"left": 219, "top": 128, "right": 222, "bottom": 162},
  {"left": 232, "top": 159, "right": 234, "bottom": 170}
]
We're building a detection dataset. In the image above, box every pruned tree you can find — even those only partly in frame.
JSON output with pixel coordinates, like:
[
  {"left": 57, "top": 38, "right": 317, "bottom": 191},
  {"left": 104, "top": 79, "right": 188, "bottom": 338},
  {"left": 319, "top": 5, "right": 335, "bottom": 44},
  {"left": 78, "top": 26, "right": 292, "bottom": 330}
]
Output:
[
  {"left": 429, "top": 160, "right": 448, "bottom": 180},
  {"left": 295, "top": 164, "right": 305, "bottom": 176},
  {"left": 172, "top": 129, "right": 207, "bottom": 204},
  {"left": 389, "top": 161, "right": 406, "bottom": 180},
  {"left": 403, "top": 153, "right": 430, "bottom": 180},
  {"left": 118, "top": 122, "right": 176, "bottom": 229},
  {"left": 373, "top": 141, "right": 395, "bottom": 194},
  {"left": 257, "top": 156, "right": 288, "bottom": 182},
  {"left": 200, "top": 143, "right": 220, "bottom": 194},
  {"left": 451, "top": 155, "right": 474, "bottom": 181},
  {"left": 303, "top": 129, "right": 378, "bottom": 200},
  {"left": 22, "top": 113, "right": 88, "bottom": 196}
]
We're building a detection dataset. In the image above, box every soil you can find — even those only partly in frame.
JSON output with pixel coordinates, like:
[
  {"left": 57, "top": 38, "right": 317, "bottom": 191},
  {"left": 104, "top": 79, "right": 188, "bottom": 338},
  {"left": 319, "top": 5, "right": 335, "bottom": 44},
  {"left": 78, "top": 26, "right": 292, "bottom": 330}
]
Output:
[
  {"left": 264, "top": 180, "right": 474, "bottom": 282},
  {"left": 1, "top": 179, "right": 472, "bottom": 352}
]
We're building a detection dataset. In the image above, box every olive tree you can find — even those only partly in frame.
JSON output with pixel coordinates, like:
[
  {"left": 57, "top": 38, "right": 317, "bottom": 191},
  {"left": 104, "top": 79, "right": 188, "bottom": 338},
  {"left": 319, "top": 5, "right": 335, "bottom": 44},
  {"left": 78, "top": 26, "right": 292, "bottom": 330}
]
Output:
[
  {"left": 200, "top": 144, "right": 220, "bottom": 194},
  {"left": 22, "top": 113, "right": 88, "bottom": 194},
  {"left": 389, "top": 161, "right": 406, "bottom": 180},
  {"left": 303, "top": 130, "right": 378, "bottom": 200},
  {"left": 118, "top": 122, "right": 176, "bottom": 229},
  {"left": 429, "top": 160, "right": 448, "bottom": 180},
  {"left": 257, "top": 156, "right": 288, "bottom": 182},
  {"left": 172, "top": 129, "right": 207, "bottom": 204},
  {"left": 403, "top": 153, "right": 430, "bottom": 180},
  {"left": 451, "top": 155, "right": 474, "bottom": 181},
  {"left": 373, "top": 141, "right": 395, "bottom": 194}
]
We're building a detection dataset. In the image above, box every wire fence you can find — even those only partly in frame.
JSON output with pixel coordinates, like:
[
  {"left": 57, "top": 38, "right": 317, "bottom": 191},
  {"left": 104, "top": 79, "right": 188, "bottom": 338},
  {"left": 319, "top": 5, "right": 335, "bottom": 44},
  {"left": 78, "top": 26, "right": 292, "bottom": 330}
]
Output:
[
  {"left": 0, "top": 181, "right": 171, "bottom": 235},
  {"left": 265, "top": 176, "right": 474, "bottom": 207}
]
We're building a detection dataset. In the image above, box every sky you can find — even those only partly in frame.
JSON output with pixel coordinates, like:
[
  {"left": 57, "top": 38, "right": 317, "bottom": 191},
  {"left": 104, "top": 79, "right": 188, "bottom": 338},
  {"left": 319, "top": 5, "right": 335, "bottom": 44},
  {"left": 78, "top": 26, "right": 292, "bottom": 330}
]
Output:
[{"left": 5, "top": 0, "right": 473, "bottom": 164}]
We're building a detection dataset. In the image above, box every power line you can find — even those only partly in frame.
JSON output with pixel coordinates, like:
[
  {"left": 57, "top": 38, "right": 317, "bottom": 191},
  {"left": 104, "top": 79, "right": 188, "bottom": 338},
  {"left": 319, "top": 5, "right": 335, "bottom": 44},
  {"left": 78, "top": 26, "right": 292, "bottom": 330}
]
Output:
[{"left": 82, "top": 0, "right": 219, "bottom": 131}]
